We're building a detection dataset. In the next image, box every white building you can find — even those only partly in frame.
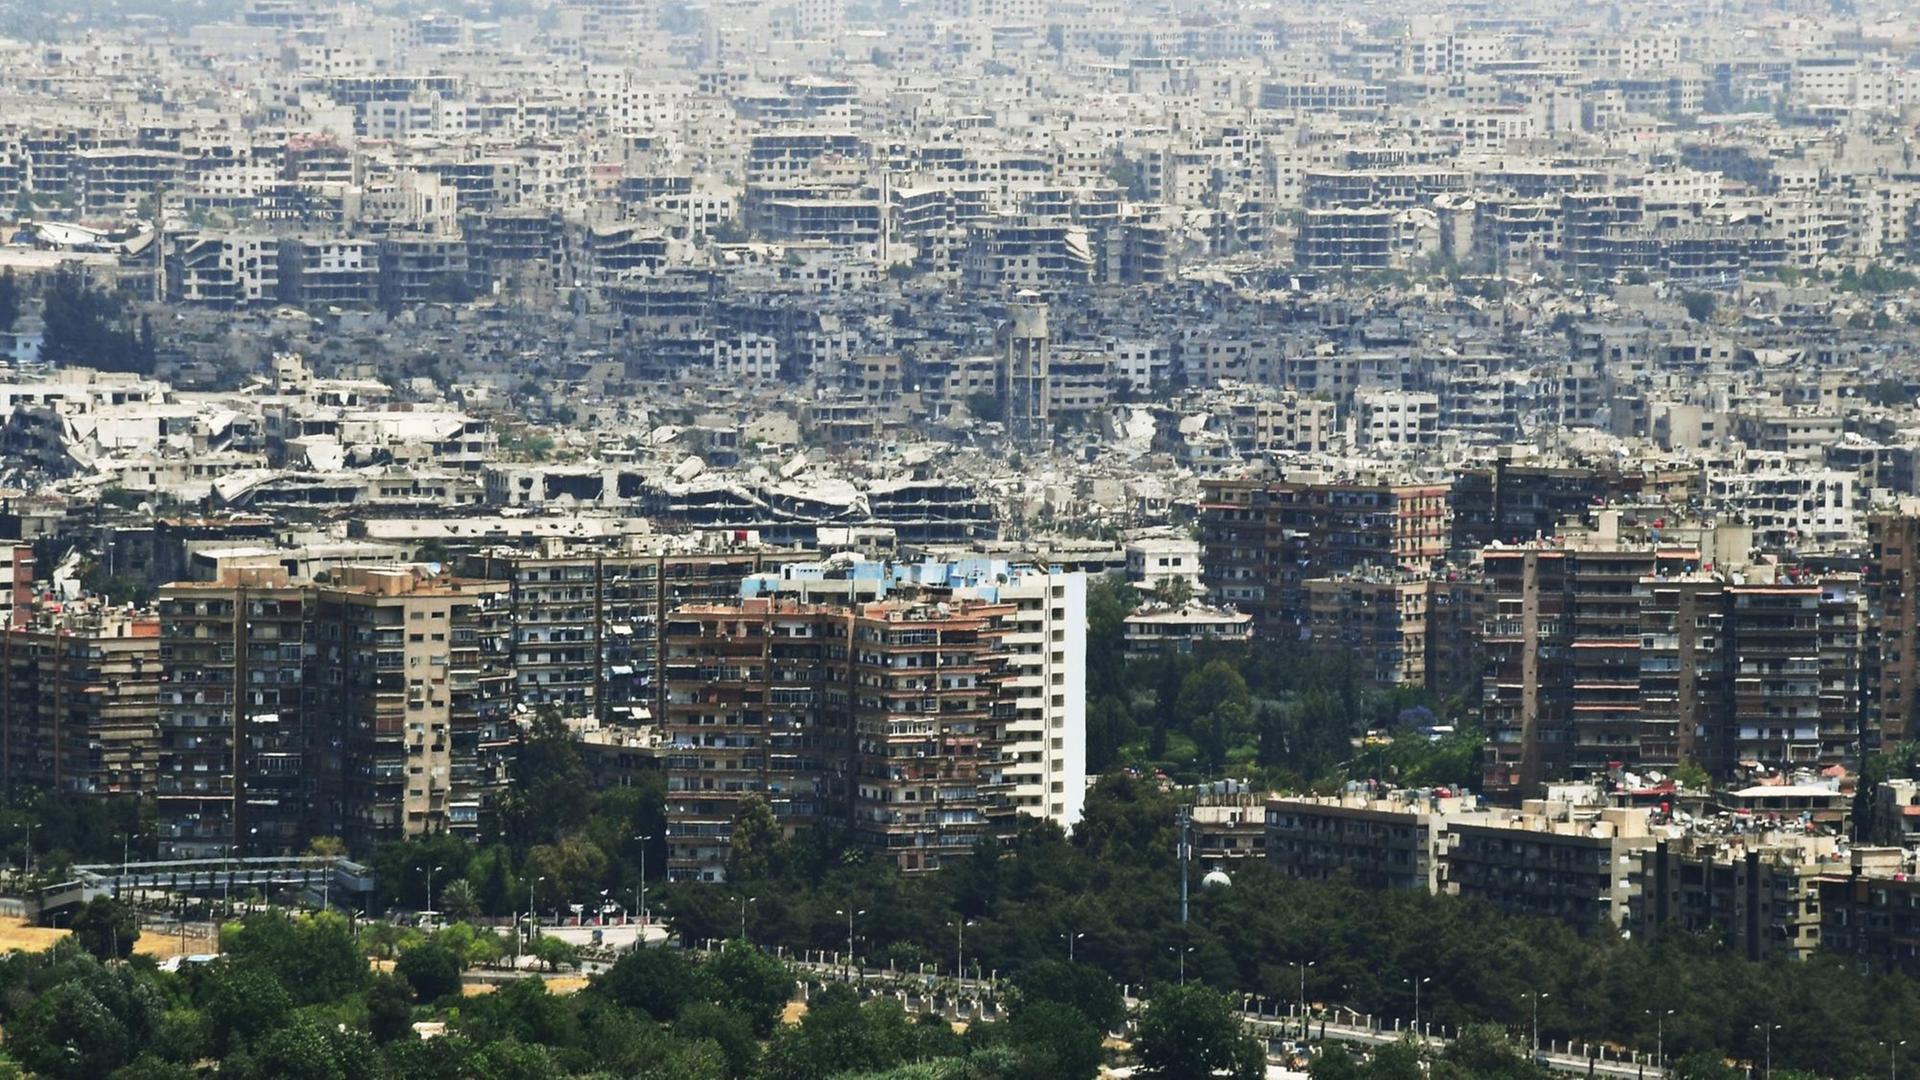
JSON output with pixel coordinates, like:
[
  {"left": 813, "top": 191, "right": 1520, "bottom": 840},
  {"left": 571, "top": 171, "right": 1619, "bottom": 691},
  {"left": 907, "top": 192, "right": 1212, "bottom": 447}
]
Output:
[
  {"left": 1125, "top": 535, "right": 1203, "bottom": 595},
  {"left": 1356, "top": 389, "right": 1441, "bottom": 449}
]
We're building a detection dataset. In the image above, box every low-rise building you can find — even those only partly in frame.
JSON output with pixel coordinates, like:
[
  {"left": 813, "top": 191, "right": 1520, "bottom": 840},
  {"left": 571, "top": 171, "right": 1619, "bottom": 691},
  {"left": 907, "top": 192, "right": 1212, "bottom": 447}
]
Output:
[{"left": 1123, "top": 602, "right": 1253, "bottom": 658}]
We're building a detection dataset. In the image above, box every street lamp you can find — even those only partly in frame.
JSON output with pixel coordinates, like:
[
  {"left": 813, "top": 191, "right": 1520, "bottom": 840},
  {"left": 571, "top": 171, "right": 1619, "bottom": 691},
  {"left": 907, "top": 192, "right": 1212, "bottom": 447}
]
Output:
[
  {"left": 426, "top": 864, "right": 444, "bottom": 921},
  {"left": 1404, "top": 975, "right": 1431, "bottom": 1036},
  {"left": 1168, "top": 944, "right": 1196, "bottom": 986},
  {"left": 1061, "top": 930, "right": 1085, "bottom": 962},
  {"left": 1754, "top": 1023, "right": 1780, "bottom": 1080},
  {"left": 1647, "top": 1008, "right": 1674, "bottom": 1069},
  {"left": 520, "top": 874, "right": 547, "bottom": 963},
  {"left": 835, "top": 908, "right": 865, "bottom": 979},
  {"left": 1528, "top": 991, "right": 1550, "bottom": 1053},
  {"left": 1882, "top": 1039, "right": 1908, "bottom": 1080},
  {"left": 739, "top": 895, "right": 757, "bottom": 940},
  {"left": 1291, "top": 960, "right": 1315, "bottom": 1034},
  {"left": 634, "top": 834, "right": 652, "bottom": 926},
  {"left": 952, "top": 918, "right": 975, "bottom": 983}
]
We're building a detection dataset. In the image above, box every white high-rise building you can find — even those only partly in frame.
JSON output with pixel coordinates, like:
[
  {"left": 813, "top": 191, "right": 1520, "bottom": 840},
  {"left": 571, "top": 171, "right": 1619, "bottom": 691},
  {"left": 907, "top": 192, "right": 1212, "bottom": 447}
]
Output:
[{"left": 960, "top": 567, "right": 1087, "bottom": 830}]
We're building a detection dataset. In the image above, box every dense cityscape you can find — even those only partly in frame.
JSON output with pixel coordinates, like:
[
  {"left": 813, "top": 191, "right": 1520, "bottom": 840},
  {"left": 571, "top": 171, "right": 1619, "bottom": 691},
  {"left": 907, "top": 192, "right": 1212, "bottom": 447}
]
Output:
[{"left": 7, "top": 0, "right": 1920, "bottom": 1075}]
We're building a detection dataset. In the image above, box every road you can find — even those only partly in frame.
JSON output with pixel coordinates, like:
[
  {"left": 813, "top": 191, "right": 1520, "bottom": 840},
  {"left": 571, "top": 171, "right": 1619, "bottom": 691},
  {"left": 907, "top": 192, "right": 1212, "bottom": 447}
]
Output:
[{"left": 774, "top": 955, "right": 1667, "bottom": 1079}]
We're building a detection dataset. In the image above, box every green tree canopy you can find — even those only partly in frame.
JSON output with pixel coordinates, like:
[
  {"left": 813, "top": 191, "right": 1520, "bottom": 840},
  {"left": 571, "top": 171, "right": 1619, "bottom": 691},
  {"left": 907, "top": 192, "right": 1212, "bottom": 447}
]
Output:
[{"left": 1134, "top": 984, "right": 1264, "bottom": 1080}]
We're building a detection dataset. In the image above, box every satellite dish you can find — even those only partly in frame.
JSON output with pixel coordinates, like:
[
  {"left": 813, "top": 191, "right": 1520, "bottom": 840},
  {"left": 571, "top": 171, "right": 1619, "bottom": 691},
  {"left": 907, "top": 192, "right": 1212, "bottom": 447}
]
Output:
[{"left": 1201, "top": 869, "right": 1231, "bottom": 889}]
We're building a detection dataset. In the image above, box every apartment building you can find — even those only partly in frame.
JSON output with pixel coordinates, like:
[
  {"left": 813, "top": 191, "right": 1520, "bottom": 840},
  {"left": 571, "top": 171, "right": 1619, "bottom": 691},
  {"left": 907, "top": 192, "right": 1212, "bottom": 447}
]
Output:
[
  {"left": 662, "top": 594, "right": 1012, "bottom": 881},
  {"left": 1303, "top": 570, "right": 1433, "bottom": 690},
  {"left": 661, "top": 598, "right": 841, "bottom": 882},
  {"left": 1484, "top": 539, "right": 1858, "bottom": 801},
  {"left": 1814, "top": 847, "right": 1920, "bottom": 973},
  {"left": 0, "top": 603, "right": 161, "bottom": 797},
  {"left": 466, "top": 537, "right": 810, "bottom": 725},
  {"left": 306, "top": 566, "right": 508, "bottom": 848},
  {"left": 1445, "top": 801, "right": 1655, "bottom": 928},
  {"left": 156, "top": 568, "right": 311, "bottom": 858},
  {"left": 155, "top": 565, "right": 511, "bottom": 858},
  {"left": 1635, "top": 832, "right": 1838, "bottom": 962},
  {"left": 662, "top": 560, "right": 1086, "bottom": 881},
  {"left": 1265, "top": 789, "right": 1471, "bottom": 892},
  {"left": 1199, "top": 476, "right": 1450, "bottom": 634},
  {"left": 1480, "top": 543, "right": 1696, "bottom": 800},
  {"left": 1867, "top": 510, "right": 1920, "bottom": 748},
  {"left": 1122, "top": 603, "right": 1254, "bottom": 659}
]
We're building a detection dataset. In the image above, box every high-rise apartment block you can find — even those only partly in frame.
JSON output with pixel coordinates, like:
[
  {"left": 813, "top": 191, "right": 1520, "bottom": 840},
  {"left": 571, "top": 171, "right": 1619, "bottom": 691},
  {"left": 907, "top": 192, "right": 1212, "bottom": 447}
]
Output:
[
  {"left": 664, "top": 560, "right": 1085, "bottom": 881},
  {"left": 1199, "top": 476, "right": 1449, "bottom": 634},
  {"left": 155, "top": 566, "right": 511, "bottom": 859},
  {"left": 1482, "top": 539, "right": 1862, "bottom": 802},
  {"left": 466, "top": 537, "right": 809, "bottom": 724},
  {"left": 0, "top": 603, "right": 161, "bottom": 797}
]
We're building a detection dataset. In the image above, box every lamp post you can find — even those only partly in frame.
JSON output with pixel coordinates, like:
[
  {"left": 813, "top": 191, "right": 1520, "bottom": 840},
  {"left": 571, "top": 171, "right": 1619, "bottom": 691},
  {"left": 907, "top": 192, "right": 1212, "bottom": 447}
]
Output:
[
  {"left": 1528, "top": 991, "right": 1549, "bottom": 1053},
  {"left": 1291, "top": 960, "right": 1315, "bottom": 1036},
  {"left": 426, "top": 864, "right": 443, "bottom": 922},
  {"left": 1882, "top": 1039, "right": 1907, "bottom": 1080},
  {"left": 634, "top": 834, "right": 652, "bottom": 926},
  {"left": 952, "top": 918, "right": 975, "bottom": 984},
  {"left": 1168, "top": 944, "right": 1195, "bottom": 986},
  {"left": 1648, "top": 1008, "right": 1673, "bottom": 1070},
  {"left": 835, "top": 908, "right": 865, "bottom": 979},
  {"left": 520, "top": 874, "right": 547, "bottom": 965},
  {"left": 1405, "top": 975, "right": 1431, "bottom": 1037},
  {"left": 739, "top": 895, "right": 757, "bottom": 941},
  {"left": 1754, "top": 1023, "right": 1779, "bottom": 1080},
  {"left": 1061, "top": 930, "right": 1085, "bottom": 962}
]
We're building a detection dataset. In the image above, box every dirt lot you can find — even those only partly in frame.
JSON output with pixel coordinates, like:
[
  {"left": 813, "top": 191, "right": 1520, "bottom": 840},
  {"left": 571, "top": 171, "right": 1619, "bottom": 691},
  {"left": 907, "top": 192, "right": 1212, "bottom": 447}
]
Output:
[
  {"left": 134, "top": 924, "right": 217, "bottom": 960},
  {"left": 462, "top": 975, "right": 589, "bottom": 997},
  {"left": 0, "top": 917, "right": 67, "bottom": 953}
]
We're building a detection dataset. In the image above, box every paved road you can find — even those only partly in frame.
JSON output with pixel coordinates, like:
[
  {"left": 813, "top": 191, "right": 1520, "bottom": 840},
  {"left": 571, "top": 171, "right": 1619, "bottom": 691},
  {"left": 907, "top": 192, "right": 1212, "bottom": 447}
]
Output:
[{"left": 779, "top": 956, "right": 1667, "bottom": 1079}]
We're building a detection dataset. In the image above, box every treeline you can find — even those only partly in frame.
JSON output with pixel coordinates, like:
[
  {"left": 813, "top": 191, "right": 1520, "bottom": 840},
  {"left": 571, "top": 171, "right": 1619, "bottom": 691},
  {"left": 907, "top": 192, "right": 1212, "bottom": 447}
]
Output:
[
  {"left": 658, "top": 775, "right": 1920, "bottom": 1079},
  {"left": 1085, "top": 577, "right": 1476, "bottom": 789},
  {"left": 0, "top": 904, "right": 1155, "bottom": 1079},
  {"left": 37, "top": 267, "right": 157, "bottom": 374}
]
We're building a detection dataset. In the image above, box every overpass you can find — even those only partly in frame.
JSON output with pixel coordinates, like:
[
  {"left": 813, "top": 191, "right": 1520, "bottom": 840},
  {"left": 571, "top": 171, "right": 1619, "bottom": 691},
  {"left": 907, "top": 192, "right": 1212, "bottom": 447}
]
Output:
[{"left": 36, "top": 856, "right": 376, "bottom": 916}]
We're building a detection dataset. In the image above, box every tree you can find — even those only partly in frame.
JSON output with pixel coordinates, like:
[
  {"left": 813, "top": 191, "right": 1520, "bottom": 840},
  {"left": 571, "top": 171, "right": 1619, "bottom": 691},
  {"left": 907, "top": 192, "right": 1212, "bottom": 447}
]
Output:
[
  {"left": 1003, "top": 1000, "right": 1102, "bottom": 1080},
  {"left": 1133, "top": 985, "right": 1263, "bottom": 1080},
  {"left": 524, "top": 833, "right": 607, "bottom": 907},
  {"left": 218, "top": 911, "right": 367, "bottom": 1005},
  {"left": 1434, "top": 1024, "right": 1545, "bottom": 1080},
  {"left": 533, "top": 936, "right": 578, "bottom": 973},
  {"left": 1365, "top": 1038, "right": 1426, "bottom": 1080},
  {"left": 1010, "top": 959, "right": 1125, "bottom": 1032},
  {"left": 1672, "top": 1051, "right": 1743, "bottom": 1080},
  {"left": 37, "top": 268, "right": 151, "bottom": 374},
  {"left": 71, "top": 895, "right": 139, "bottom": 960},
  {"left": 440, "top": 878, "right": 481, "bottom": 922},
  {"left": 0, "top": 267, "right": 19, "bottom": 334},
  {"left": 1681, "top": 292, "right": 1716, "bottom": 323},
  {"left": 676, "top": 1002, "right": 761, "bottom": 1078},
  {"left": 1149, "top": 576, "right": 1194, "bottom": 607},
  {"left": 759, "top": 985, "right": 918, "bottom": 1080},
  {"left": 195, "top": 962, "right": 292, "bottom": 1056},
  {"left": 365, "top": 974, "right": 415, "bottom": 1044},
  {"left": 228, "top": 1017, "right": 378, "bottom": 1080},
  {"left": 1309, "top": 1045, "right": 1365, "bottom": 1080},
  {"left": 726, "top": 793, "right": 785, "bottom": 882},
  {"left": 592, "top": 941, "right": 706, "bottom": 1020},
  {"left": 7, "top": 965, "right": 161, "bottom": 1079},
  {"left": 396, "top": 939, "right": 463, "bottom": 1002},
  {"left": 704, "top": 940, "right": 794, "bottom": 1035}
]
